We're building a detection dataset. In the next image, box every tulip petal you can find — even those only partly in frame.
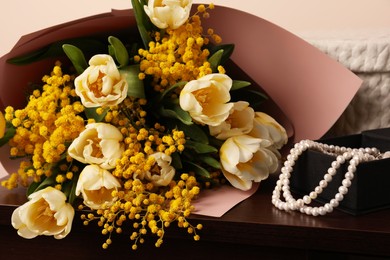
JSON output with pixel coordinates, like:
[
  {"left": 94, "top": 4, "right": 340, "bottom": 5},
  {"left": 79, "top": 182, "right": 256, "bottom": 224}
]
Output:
[
  {"left": 180, "top": 73, "right": 234, "bottom": 126},
  {"left": 222, "top": 169, "right": 253, "bottom": 191},
  {"left": 54, "top": 204, "right": 75, "bottom": 227},
  {"left": 11, "top": 207, "right": 25, "bottom": 230},
  {"left": 17, "top": 225, "right": 39, "bottom": 239},
  {"left": 68, "top": 123, "right": 123, "bottom": 169},
  {"left": 41, "top": 187, "right": 68, "bottom": 212},
  {"left": 76, "top": 165, "right": 121, "bottom": 210},
  {"left": 74, "top": 54, "right": 128, "bottom": 108},
  {"left": 220, "top": 138, "right": 240, "bottom": 174},
  {"left": 144, "top": 0, "right": 192, "bottom": 29},
  {"left": 11, "top": 187, "right": 74, "bottom": 239}
]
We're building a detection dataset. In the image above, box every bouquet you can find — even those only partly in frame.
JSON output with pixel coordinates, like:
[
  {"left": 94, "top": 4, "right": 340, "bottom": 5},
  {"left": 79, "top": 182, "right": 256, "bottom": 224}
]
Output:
[{"left": 0, "top": 0, "right": 289, "bottom": 250}]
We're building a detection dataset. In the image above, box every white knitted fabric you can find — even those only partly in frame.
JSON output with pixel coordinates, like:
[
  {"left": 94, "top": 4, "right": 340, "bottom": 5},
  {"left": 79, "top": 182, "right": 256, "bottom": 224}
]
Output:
[{"left": 301, "top": 29, "right": 390, "bottom": 137}]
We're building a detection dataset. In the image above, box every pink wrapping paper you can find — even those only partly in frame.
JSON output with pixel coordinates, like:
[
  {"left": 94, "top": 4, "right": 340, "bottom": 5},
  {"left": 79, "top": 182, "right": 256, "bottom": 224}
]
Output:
[
  {"left": 203, "top": 6, "right": 362, "bottom": 142},
  {"left": 0, "top": 5, "right": 362, "bottom": 217}
]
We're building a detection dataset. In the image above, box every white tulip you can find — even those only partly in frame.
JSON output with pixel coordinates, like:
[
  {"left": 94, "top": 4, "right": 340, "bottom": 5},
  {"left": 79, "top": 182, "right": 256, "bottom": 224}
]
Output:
[
  {"left": 75, "top": 165, "right": 121, "bottom": 210},
  {"left": 145, "top": 152, "right": 175, "bottom": 186},
  {"left": 250, "top": 112, "right": 288, "bottom": 159},
  {"left": 179, "top": 73, "right": 234, "bottom": 126},
  {"left": 209, "top": 101, "right": 255, "bottom": 140},
  {"left": 74, "top": 54, "right": 128, "bottom": 108},
  {"left": 144, "top": 0, "right": 192, "bottom": 29},
  {"left": 220, "top": 135, "right": 279, "bottom": 191},
  {"left": 11, "top": 187, "right": 74, "bottom": 239},
  {"left": 68, "top": 123, "right": 124, "bottom": 169}
]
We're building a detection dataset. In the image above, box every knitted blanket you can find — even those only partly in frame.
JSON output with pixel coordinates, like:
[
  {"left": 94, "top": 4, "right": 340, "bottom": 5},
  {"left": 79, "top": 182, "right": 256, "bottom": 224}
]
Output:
[{"left": 301, "top": 30, "right": 390, "bottom": 137}]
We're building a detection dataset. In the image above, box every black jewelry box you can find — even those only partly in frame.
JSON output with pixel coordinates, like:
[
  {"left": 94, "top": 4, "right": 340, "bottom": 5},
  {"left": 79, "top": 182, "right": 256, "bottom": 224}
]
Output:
[{"left": 289, "top": 127, "right": 390, "bottom": 215}]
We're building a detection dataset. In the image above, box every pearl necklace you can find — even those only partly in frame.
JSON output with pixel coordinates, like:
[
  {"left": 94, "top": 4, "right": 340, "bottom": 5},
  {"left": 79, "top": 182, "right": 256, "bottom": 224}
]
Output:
[{"left": 272, "top": 139, "right": 390, "bottom": 216}]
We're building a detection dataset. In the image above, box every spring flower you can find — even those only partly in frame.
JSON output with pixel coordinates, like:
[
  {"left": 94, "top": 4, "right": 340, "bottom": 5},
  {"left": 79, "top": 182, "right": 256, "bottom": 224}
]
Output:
[
  {"left": 11, "top": 187, "right": 74, "bottom": 239},
  {"left": 144, "top": 0, "right": 193, "bottom": 29},
  {"left": 74, "top": 54, "right": 128, "bottom": 108},
  {"left": 75, "top": 165, "right": 121, "bottom": 210},
  {"left": 0, "top": 3, "right": 290, "bottom": 250},
  {"left": 249, "top": 112, "right": 288, "bottom": 159},
  {"left": 68, "top": 123, "right": 124, "bottom": 169},
  {"left": 179, "top": 73, "right": 234, "bottom": 126},
  {"left": 145, "top": 152, "right": 175, "bottom": 186},
  {"left": 220, "top": 135, "right": 279, "bottom": 191},
  {"left": 209, "top": 101, "right": 255, "bottom": 139},
  {"left": 0, "top": 111, "right": 5, "bottom": 138}
]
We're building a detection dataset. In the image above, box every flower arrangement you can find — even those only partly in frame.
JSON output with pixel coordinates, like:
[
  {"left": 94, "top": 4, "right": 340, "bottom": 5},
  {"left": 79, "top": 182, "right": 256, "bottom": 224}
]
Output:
[{"left": 0, "top": 0, "right": 287, "bottom": 250}]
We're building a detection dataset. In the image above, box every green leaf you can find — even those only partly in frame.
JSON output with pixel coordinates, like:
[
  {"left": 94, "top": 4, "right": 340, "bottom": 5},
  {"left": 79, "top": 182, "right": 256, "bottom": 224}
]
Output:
[
  {"left": 231, "top": 88, "right": 268, "bottom": 106},
  {"left": 184, "top": 161, "right": 211, "bottom": 178},
  {"left": 131, "top": 0, "right": 153, "bottom": 48},
  {"left": 108, "top": 36, "right": 129, "bottom": 68},
  {"left": 7, "top": 48, "right": 48, "bottom": 65},
  {"left": 27, "top": 174, "right": 56, "bottom": 196},
  {"left": 231, "top": 80, "right": 251, "bottom": 91},
  {"left": 171, "top": 152, "right": 183, "bottom": 170},
  {"left": 62, "top": 44, "right": 88, "bottom": 74},
  {"left": 108, "top": 45, "right": 115, "bottom": 57},
  {"left": 159, "top": 105, "right": 193, "bottom": 125},
  {"left": 185, "top": 140, "right": 218, "bottom": 154},
  {"left": 198, "top": 155, "right": 221, "bottom": 169},
  {"left": 137, "top": 0, "right": 155, "bottom": 32},
  {"left": 209, "top": 44, "right": 235, "bottom": 64},
  {"left": 26, "top": 180, "right": 41, "bottom": 197},
  {"left": 158, "top": 81, "right": 187, "bottom": 102},
  {"left": 63, "top": 177, "right": 79, "bottom": 205},
  {"left": 121, "top": 65, "right": 145, "bottom": 98},
  {"left": 84, "top": 107, "right": 108, "bottom": 122},
  {"left": 0, "top": 125, "right": 16, "bottom": 147},
  {"left": 209, "top": 135, "right": 224, "bottom": 148},
  {"left": 7, "top": 38, "right": 107, "bottom": 65},
  {"left": 176, "top": 121, "right": 209, "bottom": 144},
  {"left": 139, "top": 0, "right": 148, "bottom": 9},
  {"left": 68, "top": 179, "right": 79, "bottom": 205},
  {"left": 208, "top": 49, "right": 224, "bottom": 73}
]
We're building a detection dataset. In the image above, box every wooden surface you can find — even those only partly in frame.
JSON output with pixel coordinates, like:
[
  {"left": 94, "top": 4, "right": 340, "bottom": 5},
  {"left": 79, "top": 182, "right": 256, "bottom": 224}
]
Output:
[{"left": 1, "top": 174, "right": 390, "bottom": 260}]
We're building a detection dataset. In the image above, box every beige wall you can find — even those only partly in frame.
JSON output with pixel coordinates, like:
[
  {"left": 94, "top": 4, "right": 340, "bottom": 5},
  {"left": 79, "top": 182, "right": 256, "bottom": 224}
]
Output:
[{"left": 1, "top": 0, "right": 390, "bottom": 56}]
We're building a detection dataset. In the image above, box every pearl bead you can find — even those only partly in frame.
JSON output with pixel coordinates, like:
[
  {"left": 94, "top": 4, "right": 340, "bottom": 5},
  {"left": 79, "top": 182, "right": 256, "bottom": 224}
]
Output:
[
  {"left": 296, "top": 199, "right": 304, "bottom": 207},
  {"left": 383, "top": 151, "right": 390, "bottom": 158},
  {"left": 288, "top": 202, "right": 297, "bottom": 211},
  {"left": 345, "top": 172, "right": 354, "bottom": 179},
  {"left": 303, "top": 195, "right": 311, "bottom": 204},
  {"left": 342, "top": 179, "right": 351, "bottom": 187},
  {"left": 327, "top": 168, "right": 336, "bottom": 175},
  {"left": 335, "top": 193, "right": 344, "bottom": 202},
  {"left": 283, "top": 191, "right": 291, "bottom": 198},
  {"left": 324, "top": 174, "right": 332, "bottom": 182},
  {"left": 347, "top": 164, "right": 356, "bottom": 172},
  {"left": 350, "top": 158, "right": 359, "bottom": 166},
  {"left": 318, "top": 207, "right": 326, "bottom": 215},
  {"left": 309, "top": 192, "right": 317, "bottom": 199},
  {"left": 314, "top": 186, "right": 323, "bottom": 194},
  {"left": 338, "top": 186, "right": 348, "bottom": 195},
  {"left": 324, "top": 203, "right": 333, "bottom": 213},
  {"left": 304, "top": 207, "right": 312, "bottom": 215},
  {"left": 337, "top": 156, "right": 346, "bottom": 164},
  {"left": 330, "top": 199, "right": 339, "bottom": 207},
  {"left": 319, "top": 180, "right": 328, "bottom": 188},
  {"left": 271, "top": 139, "right": 386, "bottom": 217},
  {"left": 331, "top": 161, "right": 340, "bottom": 168},
  {"left": 284, "top": 161, "right": 292, "bottom": 167},
  {"left": 311, "top": 208, "right": 319, "bottom": 216}
]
